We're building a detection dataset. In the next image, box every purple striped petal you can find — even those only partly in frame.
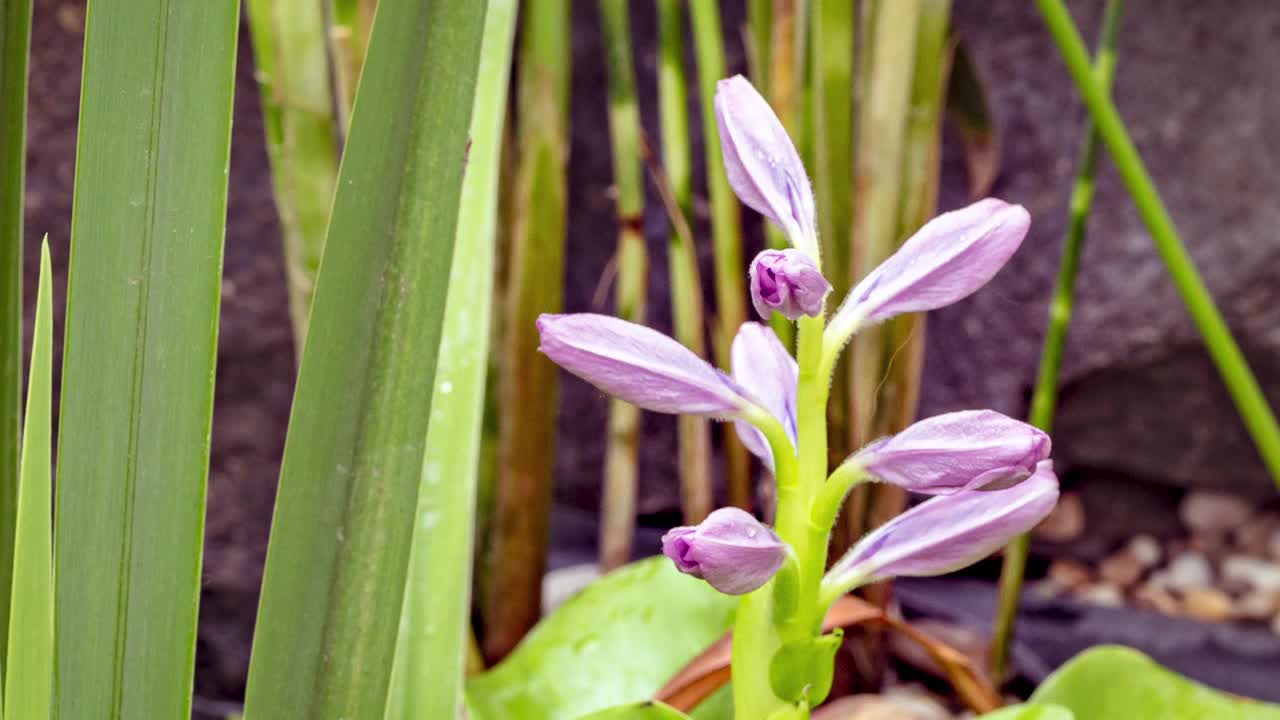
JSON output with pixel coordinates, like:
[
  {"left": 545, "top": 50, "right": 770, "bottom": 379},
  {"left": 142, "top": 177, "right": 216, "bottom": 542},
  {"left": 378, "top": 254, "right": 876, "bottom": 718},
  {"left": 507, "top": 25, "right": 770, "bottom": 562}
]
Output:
[
  {"left": 835, "top": 198, "right": 1030, "bottom": 329},
  {"left": 730, "top": 323, "right": 798, "bottom": 469},
  {"left": 852, "top": 410, "right": 1051, "bottom": 494},
  {"left": 827, "top": 461, "right": 1059, "bottom": 586},
  {"left": 715, "top": 75, "right": 817, "bottom": 253},
  {"left": 537, "top": 313, "right": 752, "bottom": 416},
  {"left": 662, "top": 507, "right": 788, "bottom": 595}
]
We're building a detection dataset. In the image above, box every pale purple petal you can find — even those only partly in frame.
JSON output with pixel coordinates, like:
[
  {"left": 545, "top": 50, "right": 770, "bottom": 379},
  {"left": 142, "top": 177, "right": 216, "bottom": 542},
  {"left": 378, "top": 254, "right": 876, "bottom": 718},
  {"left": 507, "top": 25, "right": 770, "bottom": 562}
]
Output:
[
  {"left": 537, "top": 313, "right": 752, "bottom": 416},
  {"left": 729, "top": 323, "right": 798, "bottom": 470},
  {"left": 852, "top": 410, "right": 1051, "bottom": 494},
  {"left": 750, "top": 249, "right": 832, "bottom": 320},
  {"left": 661, "top": 507, "right": 788, "bottom": 595},
  {"left": 828, "top": 461, "right": 1059, "bottom": 586},
  {"left": 836, "top": 198, "right": 1030, "bottom": 327},
  {"left": 715, "top": 75, "right": 817, "bottom": 252}
]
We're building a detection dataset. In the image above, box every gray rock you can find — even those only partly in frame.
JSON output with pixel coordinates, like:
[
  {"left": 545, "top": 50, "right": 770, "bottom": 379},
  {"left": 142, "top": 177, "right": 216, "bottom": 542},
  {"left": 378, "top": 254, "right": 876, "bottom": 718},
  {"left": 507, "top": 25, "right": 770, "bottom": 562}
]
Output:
[
  {"left": 1180, "top": 491, "right": 1255, "bottom": 534},
  {"left": 1161, "top": 552, "right": 1214, "bottom": 590}
]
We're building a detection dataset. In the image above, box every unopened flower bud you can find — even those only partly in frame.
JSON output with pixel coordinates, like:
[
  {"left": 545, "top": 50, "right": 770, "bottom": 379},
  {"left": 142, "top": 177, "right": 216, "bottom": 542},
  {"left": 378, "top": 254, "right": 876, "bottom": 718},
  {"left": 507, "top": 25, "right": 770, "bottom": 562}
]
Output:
[
  {"left": 851, "top": 410, "right": 1051, "bottom": 494},
  {"left": 749, "top": 249, "right": 831, "bottom": 321},
  {"left": 662, "top": 507, "right": 788, "bottom": 595}
]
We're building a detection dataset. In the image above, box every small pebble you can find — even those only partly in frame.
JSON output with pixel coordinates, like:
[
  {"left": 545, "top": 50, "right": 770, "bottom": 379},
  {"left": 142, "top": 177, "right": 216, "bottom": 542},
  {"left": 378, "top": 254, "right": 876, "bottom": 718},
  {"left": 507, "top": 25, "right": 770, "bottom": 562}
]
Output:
[
  {"left": 1134, "top": 583, "right": 1181, "bottom": 616},
  {"left": 1128, "top": 534, "right": 1163, "bottom": 568},
  {"left": 1180, "top": 491, "right": 1253, "bottom": 534},
  {"left": 1076, "top": 582, "right": 1125, "bottom": 607},
  {"left": 1099, "top": 550, "right": 1144, "bottom": 588},
  {"left": 1035, "top": 491, "right": 1085, "bottom": 543},
  {"left": 1162, "top": 552, "right": 1214, "bottom": 590},
  {"left": 1048, "top": 558, "right": 1093, "bottom": 589},
  {"left": 1181, "top": 586, "right": 1234, "bottom": 623},
  {"left": 1235, "top": 589, "right": 1280, "bottom": 621},
  {"left": 1234, "top": 513, "right": 1279, "bottom": 556},
  {"left": 1272, "top": 614, "right": 1280, "bottom": 636},
  {"left": 1221, "top": 555, "right": 1280, "bottom": 593}
]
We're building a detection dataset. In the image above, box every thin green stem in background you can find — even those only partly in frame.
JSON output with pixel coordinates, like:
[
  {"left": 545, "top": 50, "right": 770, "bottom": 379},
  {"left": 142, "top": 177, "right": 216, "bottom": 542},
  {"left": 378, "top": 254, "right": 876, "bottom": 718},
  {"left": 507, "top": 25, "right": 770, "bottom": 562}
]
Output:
[
  {"left": 384, "top": 2, "right": 517, "bottom": 716},
  {"left": 243, "top": 0, "right": 488, "bottom": 715},
  {"left": 0, "top": 0, "right": 31, "bottom": 686},
  {"left": 5, "top": 240, "right": 51, "bottom": 720},
  {"left": 327, "top": 0, "right": 376, "bottom": 135},
  {"left": 763, "top": 0, "right": 806, "bottom": 348},
  {"left": 991, "top": 0, "right": 1123, "bottom": 681},
  {"left": 657, "top": 0, "right": 713, "bottom": 524},
  {"left": 688, "top": 1, "right": 753, "bottom": 511},
  {"left": 484, "top": 0, "right": 571, "bottom": 663},
  {"left": 53, "top": 2, "right": 239, "bottom": 716},
  {"left": 246, "top": 0, "right": 341, "bottom": 349},
  {"left": 748, "top": 0, "right": 772, "bottom": 97},
  {"left": 598, "top": 0, "right": 649, "bottom": 570},
  {"left": 1036, "top": 0, "right": 1280, "bottom": 486}
]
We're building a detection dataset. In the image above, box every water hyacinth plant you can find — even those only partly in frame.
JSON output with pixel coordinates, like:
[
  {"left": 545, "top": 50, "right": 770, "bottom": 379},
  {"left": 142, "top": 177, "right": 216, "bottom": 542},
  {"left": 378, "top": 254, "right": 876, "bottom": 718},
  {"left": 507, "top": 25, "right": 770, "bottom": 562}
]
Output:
[{"left": 537, "top": 76, "right": 1060, "bottom": 717}]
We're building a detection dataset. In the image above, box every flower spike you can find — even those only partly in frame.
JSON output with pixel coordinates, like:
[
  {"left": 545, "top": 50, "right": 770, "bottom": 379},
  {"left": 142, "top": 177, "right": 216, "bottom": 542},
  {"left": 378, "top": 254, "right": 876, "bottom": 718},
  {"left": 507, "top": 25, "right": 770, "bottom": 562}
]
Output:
[
  {"left": 715, "top": 75, "right": 818, "bottom": 258},
  {"left": 662, "top": 507, "right": 788, "bottom": 595},
  {"left": 730, "top": 322, "right": 798, "bottom": 470},
  {"left": 849, "top": 410, "right": 1051, "bottom": 494}
]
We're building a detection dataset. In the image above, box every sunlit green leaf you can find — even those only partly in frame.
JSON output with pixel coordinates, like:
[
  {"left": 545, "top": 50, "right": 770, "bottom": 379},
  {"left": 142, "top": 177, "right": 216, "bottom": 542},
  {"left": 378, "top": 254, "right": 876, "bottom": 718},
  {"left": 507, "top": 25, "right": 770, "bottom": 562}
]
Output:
[
  {"left": 467, "top": 558, "right": 737, "bottom": 720},
  {"left": 53, "top": 2, "right": 239, "bottom": 716},
  {"left": 1031, "top": 646, "right": 1280, "bottom": 719},
  {"left": 577, "top": 701, "right": 690, "bottom": 720},
  {"left": 978, "top": 703, "right": 1074, "bottom": 720}
]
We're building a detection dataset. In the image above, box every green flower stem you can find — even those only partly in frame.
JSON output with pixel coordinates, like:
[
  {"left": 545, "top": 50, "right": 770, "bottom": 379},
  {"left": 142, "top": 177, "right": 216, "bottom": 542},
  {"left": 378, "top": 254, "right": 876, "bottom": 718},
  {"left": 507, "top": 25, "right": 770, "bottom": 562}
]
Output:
[
  {"left": 1037, "top": 0, "right": 1280, "bottom": 485},
  {"left": 812, "top": 463, "right": 868, "bottom": 539},
  {"left": 991, "top": 0, "right": 1123, "bottom": 682}
]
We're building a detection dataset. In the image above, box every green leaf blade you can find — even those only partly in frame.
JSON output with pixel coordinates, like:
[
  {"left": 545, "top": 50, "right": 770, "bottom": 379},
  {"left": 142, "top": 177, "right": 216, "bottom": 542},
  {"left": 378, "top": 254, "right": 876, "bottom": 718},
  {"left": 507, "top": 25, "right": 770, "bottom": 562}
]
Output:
[
  {"left": 243, "top": 0, "right": 489, "bottom": 717},
  {"left": 53, "top": 2, "right": 240, "bottom": 717},
  {"left": 6, "top": 240, "right": 51, "bottom": 720}
]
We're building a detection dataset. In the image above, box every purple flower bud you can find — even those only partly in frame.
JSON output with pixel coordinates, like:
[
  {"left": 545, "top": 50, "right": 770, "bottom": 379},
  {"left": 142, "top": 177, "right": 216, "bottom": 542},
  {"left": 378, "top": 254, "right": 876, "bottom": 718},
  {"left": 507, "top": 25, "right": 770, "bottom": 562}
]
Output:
[
  {"left": 852, "top": 410, "right": 1051, "bottom": 494},
  {"left": 715, "top": 75, "right": 817, "bottom": 254},
  {"left": 832, "top": 198, "right": 1030, "bottom": 333},
  {"left": 662, "top": 507, "right": 788, "bottom": 595},
  {"left": 749, "top": 249, "right": 832, "bottom": 321},
  {"left": 729, "top": 323, "right": 798, "bottom": 470},
  {"left": 537, "top": 313, "right": 753, "bottom": 416},
  {"left": 827, "top": 461, "right": 1058, "bottom": 587}
]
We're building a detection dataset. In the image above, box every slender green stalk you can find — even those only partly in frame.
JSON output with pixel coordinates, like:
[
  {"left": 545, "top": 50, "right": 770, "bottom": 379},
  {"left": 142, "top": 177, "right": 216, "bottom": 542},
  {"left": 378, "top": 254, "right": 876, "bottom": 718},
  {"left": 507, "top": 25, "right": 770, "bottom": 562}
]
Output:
[
  {"left": 748, "top": 0, "right": 772, "bottom": 95},
  {"left": 245, "top": 0, "right": 341, "bottom": 348},
  {"left": 54, "top": 3, "right": 239, "bottom": 716},
  {"left": 598, "top": 0, "right": 649, "bottom": 569},
  {"left": 243, "top": 0, "right": 488, "bottom": 715},
  {"left": 657, "top": 0, "right": 713, "bottom": 524},
  {"left": 809, "top": 0, "right": 855, "bottom": 478},
  {"left": 688, "top": 1, "right": 753, "bottom": 510},
  {"left": 5, "top": 240, "right": 50, "bottom": 720},
  {"left": 764, "top": 0, "right": 806, "bottom": 347},
  {"left": 484, "top": 0, "right": 571, "bottom": 662},
  {"left": 328, "top": 0, "right": 376, "bottom": 134},
  {"left": 384, "top": 3, "right": 516, "bottom": 716},
  {"left": 1037, "top": 0, "right": 1280, "bottom": 485},
  {"left": 991, "top": 0, "right": 1123, "bottom": 680},
  {"left": 0, "top": 0, "right": 31, "bottom": 683}
]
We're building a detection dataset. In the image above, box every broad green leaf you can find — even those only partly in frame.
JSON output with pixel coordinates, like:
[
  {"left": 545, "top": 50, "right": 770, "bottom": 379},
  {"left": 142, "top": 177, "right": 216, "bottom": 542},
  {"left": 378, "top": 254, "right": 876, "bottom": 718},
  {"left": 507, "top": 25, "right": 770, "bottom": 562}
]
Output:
[
  {"left": 0, "top": 0, "right": 32, "bottom": 680},
  {"left": 242, "top": 0, "right": 488, "bottom": 717},
  {"left": 577, "top": 701, "right": 690, "bottom": 720},
  {"left": 245, "top": 0, "right": 340, "bottom": 346},
  {"left": 53, "top": 2, "right": 239, "bottom": 717},
  {"left": 383, "top": 0, "right": 518, "bottom": 718},
  {"left": 5, "top": 240, "right": 51, "bottom": 719},
  {"left": 1032, "top": 646, "right": 1280, "bottom": 719},
  {"left": 978, "top": 704, "right": 1074, "bottom": 720},
  {"left": 467, "top": 558, "right": 737, "bottom": 720}
]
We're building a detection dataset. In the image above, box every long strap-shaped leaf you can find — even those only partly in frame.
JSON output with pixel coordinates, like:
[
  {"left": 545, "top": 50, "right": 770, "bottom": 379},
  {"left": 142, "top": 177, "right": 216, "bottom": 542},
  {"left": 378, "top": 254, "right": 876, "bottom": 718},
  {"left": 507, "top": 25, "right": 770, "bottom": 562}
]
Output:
[
  {"left": 384, "top": 0, "right": 518, "bottom": 716},
  {"left": 53, "top": 2, "right": 238, "bottom": 717},
  {"left": 244, "top": 1, "right": 488, "bottom": 717},
  {"left": 0, "top": 0, "right": 32, "bottom": 681},
  {"left": 6, "top": 240, "right": 51, "bottom": 720}
]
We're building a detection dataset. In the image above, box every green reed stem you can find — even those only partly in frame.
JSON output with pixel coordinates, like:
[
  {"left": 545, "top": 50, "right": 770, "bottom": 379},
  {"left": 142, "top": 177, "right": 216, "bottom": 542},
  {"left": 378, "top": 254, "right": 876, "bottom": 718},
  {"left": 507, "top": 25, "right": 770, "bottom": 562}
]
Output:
[
  {"left": 688, "top": 1, "right": 753, "bottom": 510},
  {"left": 598, "top": 0, "right": 648, "bottom": 569},
  {"left": 657, "top": 0, "right": 713, "bottom": 523},
  {"left": 991, "top": 0, "right": 1123, "bottom": 681},
  {"left": 1037, "top": 0, "right": 1280, "bottom": 486}
]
